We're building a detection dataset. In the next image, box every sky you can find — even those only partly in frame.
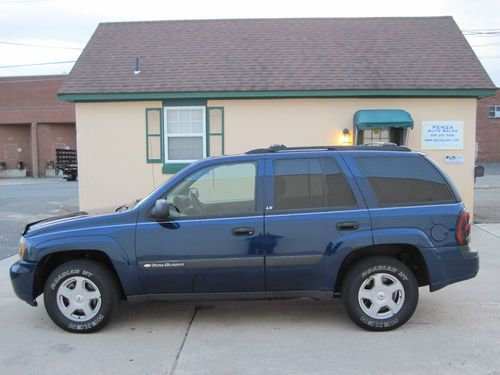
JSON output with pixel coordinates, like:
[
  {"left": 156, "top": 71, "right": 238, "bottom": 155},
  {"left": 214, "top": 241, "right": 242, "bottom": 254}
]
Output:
[{"left": 0, "top": 0, "right": 499, "bottom": 85}]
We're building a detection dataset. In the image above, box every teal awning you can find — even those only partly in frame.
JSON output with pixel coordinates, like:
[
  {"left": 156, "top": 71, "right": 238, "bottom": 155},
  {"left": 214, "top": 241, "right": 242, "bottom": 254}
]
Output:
[{"left": 354, "top": 109, "right": 414, "bottom": 129}]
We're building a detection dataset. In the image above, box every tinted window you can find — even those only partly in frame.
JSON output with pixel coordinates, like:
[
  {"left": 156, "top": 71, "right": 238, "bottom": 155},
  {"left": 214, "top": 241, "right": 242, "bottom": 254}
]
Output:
[
  {"left": 166, "top": 162, "right": 257, "bottom": 217},
  {"left": 323, "top": 158, "right": 357, "bottom": 207},
  {"left": 355, "top": 156, "right": 456, "bottom": 206},
  {"left": 274, "top": 158, "right": 356, "bottom": 210}
]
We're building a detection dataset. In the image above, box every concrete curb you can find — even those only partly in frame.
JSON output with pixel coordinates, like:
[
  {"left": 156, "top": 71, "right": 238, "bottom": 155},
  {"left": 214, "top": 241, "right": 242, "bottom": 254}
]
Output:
[{"left": 0, "top": 178, "right": 68, "bottom": 186}]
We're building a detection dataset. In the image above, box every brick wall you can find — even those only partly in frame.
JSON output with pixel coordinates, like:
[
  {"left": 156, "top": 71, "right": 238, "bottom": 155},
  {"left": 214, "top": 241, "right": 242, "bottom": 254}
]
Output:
[
  {"left": 0, "top": 124, "right": 32, "bottom": 171},
  {"left": 477, "top": 90, "right": 500, "bottom": 161},
  {"left": 37, "top": 123, "right": 76, "bottom": 174},
  {"left": 0, "top": 75, "right": 76, "bottom": 177},
  {"left": 0, "top": 75, "right": 74, "bottom": 124}
]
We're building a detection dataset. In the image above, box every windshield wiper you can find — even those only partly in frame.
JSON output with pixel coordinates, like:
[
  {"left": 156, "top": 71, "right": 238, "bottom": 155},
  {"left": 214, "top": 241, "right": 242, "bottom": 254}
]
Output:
[
  {"left": 115, "top": 204, "right": 127, "bottom": 212},
  {"left": 116, "top": 198, "right": 141, "bottom": 213}
]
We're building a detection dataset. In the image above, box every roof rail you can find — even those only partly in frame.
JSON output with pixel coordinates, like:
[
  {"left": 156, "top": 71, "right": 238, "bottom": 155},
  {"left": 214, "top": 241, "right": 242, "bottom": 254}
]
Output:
[
  {"left": 245, "top": 144, "right": 411, "bottom": 154},
  {"left": 363, "top": 142, "right": 398, "bottom": 147}
]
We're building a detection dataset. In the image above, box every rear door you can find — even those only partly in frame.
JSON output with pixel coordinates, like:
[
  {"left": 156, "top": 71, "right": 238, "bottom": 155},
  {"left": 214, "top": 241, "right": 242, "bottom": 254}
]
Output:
[{"left": 264, "top": 153, "right": 372, "bottom": 292}]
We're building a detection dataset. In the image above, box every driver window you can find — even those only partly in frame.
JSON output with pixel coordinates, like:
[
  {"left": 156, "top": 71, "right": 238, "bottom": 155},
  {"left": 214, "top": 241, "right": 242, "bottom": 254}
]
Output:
[{"left": 165, "top": 162, "right": 257, "bottom": 218}]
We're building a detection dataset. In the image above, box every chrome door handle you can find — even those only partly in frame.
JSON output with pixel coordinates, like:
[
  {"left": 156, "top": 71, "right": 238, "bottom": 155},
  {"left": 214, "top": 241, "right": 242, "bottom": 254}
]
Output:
[
  {"left": 336, "top": 222, "right": 359, "bottom": 231},
  {"left": 231, "top": 227, "right": 255, "bottom": 236}
]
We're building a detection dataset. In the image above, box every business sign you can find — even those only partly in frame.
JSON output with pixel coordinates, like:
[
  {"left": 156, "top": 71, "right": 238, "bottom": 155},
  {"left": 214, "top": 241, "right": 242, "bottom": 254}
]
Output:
[
  {"left": 421, "top": 121, "right": 464, "bottom": 150},
  {"left": 444, "top": 155, "right": 464, "bottom": 164}
]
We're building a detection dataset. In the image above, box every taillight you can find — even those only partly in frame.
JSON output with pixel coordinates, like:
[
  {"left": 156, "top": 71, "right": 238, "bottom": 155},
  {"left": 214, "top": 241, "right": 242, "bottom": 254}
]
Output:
[{"left": 456, "top": 210, "right": 471, "bottom": 245}]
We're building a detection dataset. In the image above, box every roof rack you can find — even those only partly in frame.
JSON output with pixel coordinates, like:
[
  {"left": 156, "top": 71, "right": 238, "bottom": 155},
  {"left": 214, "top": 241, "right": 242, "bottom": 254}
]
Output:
[{"left": 245, "top": 144, "right": 411, "bottom": 154}]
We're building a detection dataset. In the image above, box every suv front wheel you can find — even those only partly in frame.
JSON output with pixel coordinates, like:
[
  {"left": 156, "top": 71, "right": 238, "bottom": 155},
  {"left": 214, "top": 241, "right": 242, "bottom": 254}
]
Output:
[
  {"left": 341, "top": 256, "right": 418, "bottom": 331},
  {"left": 43, "top": 259, "right": 120, "bottom": 333}
]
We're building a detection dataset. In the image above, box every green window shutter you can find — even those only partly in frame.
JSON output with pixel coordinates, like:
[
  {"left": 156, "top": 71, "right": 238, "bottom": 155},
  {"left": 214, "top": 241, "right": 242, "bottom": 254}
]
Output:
[
  {"left": 206, "top": 107, "right": 224, "bottom": 157},
  {"left": 145, "top": 108, "right": 163, "bottom": 163}
]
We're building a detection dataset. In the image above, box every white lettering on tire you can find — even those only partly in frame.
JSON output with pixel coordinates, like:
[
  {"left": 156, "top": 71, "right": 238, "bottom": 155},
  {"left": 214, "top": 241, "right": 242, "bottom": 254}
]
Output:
[
  {"left": 50, "top": 269, "right": 80, "bottom": 290},
  {"left": 67, "top": 313, "right": 104, "bottom": 331},
  {"left": 361, "top": 265, "right": 397, "bottom": 278}
]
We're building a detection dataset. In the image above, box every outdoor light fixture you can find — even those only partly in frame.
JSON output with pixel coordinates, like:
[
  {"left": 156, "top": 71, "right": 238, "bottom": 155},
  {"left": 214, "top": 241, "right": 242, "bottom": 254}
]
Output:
[{"left": 342, "top": 128, "right": 351, "bottom": 144}]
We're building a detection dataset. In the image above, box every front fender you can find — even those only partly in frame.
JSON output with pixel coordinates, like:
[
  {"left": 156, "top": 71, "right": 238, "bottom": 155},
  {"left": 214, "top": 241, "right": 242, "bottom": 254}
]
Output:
[{"left": 32, "top": 235, "right": 142, "bottom": 296}]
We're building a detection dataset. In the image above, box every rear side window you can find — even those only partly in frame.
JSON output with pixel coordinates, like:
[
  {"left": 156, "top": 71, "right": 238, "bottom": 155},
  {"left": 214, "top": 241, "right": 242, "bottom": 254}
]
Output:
[
  {"left": 274, "top": 158, "right": 357, "bottom": 210},
  {"left": 355, "top": 156, "right": 456, "bottom": 207}
]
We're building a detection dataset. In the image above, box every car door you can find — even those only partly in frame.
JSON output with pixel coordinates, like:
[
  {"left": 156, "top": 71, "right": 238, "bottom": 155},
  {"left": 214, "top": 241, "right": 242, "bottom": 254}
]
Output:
[
  {"left": 136, "top": 159, "right": 265, "bottom": 295},
  {"left": 264, "top": 154, "right": 372, "bottom": 292}
]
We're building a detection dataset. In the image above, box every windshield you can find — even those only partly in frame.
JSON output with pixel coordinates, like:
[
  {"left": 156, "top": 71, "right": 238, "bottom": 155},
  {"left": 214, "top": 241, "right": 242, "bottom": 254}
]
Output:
[
  {"left": 135, "top": 163, "right": 195, "bottom": 209},
  {"left": 134, "top": 180, "right": 169, "bottom": 209}
]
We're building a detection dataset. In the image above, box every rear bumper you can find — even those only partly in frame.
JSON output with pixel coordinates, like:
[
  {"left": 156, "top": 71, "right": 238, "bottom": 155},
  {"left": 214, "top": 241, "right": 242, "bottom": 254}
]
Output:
[
  {"left": 10, "top": 260, "right": 37, "bottom": 306},
  {"left": 426, "top": 245, "right": 479, "bottom": 292}
]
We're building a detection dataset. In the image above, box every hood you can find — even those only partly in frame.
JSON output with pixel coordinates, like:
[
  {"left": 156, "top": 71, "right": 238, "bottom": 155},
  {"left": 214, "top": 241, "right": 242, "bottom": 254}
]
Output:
[{"left": 22, "top": 205, "right": 122, "bottom": 236}]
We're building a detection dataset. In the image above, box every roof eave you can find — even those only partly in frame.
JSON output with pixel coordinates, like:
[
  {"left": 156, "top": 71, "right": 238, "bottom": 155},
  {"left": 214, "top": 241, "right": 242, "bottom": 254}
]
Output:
[{"left": 58, "top": 88, "right": 497, "bottom": 102}]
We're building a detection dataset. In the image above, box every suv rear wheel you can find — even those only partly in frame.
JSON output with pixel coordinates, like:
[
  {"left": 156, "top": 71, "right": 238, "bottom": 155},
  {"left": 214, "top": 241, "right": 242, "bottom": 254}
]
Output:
[
  {"left": 43, "top": 260, "right": 119, "bottom": 333},
  {"left": 341, "top": 256, "right": 418, "bottom": 331}
]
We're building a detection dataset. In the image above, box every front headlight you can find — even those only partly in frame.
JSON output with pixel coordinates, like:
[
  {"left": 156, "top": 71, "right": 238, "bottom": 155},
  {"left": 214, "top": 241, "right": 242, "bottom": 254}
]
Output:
[{"left": 19, "top": 237, "right": 27, "bottom": 259}]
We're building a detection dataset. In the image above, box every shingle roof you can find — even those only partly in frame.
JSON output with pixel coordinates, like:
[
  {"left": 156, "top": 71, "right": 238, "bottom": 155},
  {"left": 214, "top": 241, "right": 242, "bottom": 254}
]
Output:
[
  {"left": 0, "top": 75, "right": 75, "bottom": 124},
  {"left": 59, "top": 17, "right": 495, "bottom": 95}
]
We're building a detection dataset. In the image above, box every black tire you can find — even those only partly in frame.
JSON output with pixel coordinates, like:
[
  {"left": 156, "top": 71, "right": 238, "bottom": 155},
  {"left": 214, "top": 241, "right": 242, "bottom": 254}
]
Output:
[
  {"left": 43, "top": 260, "right": 120, "bottom": 333},
  {"left": 341, "top": 256, "right": 418, "bottom": 331}
]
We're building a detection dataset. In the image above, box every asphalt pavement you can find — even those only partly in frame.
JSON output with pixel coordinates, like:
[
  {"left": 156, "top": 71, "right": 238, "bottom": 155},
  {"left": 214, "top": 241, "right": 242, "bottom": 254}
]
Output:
[
  {"left": 0, "top": 173, "right": 498, "bottom": 259},
  {"left": 481, "top": 162, "right": 500, "bottom": 175},
  {"left": 0, "top": 224, "right": 498, "bottom": 374},
  {"left": 0, "top": 178, "right": 78, "bottom": 259},
  {"left": 474, "top": 172, "right": 500, "bottom": 223}
]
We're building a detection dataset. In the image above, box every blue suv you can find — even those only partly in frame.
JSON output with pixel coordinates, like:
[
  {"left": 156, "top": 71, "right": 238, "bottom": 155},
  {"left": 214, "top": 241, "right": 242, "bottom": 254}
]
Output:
[{"left": 10, "top": 145, "right": 478, "bottom": 332}]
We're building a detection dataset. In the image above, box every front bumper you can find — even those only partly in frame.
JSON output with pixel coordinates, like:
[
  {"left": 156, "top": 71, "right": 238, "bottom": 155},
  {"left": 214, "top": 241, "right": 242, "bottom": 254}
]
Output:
[
  {"left": 426, "top": 245, "right": 479, "bottom": 292},
  {"left": 10, "top": 260, "right": 37, "bottom": 306}
]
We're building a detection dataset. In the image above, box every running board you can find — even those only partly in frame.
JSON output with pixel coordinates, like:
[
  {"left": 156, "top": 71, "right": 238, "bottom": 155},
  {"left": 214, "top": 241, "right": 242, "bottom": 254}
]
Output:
[{"left": 127, "top": 290, "right": 334, "bottom": 304}]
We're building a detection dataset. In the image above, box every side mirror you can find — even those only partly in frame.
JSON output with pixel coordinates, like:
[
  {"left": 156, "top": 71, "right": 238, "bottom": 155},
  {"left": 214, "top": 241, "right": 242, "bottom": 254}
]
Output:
[{"left": 150, "top": 199, "right": 170, "bottom": 219}]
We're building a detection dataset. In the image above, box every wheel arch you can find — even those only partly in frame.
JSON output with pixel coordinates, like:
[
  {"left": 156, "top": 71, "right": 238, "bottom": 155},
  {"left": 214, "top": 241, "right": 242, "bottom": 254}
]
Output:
[
  {"left": 334, "top": 243, "right": 430, "bottom": 295},
  {"left": 33, "top": 250, "right": 126, "bottom": 300}
]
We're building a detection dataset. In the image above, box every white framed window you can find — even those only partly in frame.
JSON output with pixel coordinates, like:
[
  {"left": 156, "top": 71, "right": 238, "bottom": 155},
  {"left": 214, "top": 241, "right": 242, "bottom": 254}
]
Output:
[
  {"left": 164, "top": 106, "right": 206, "bottom": 163},
  {"left": 489, "top": 106, "right": 500, "bottom": 118}
]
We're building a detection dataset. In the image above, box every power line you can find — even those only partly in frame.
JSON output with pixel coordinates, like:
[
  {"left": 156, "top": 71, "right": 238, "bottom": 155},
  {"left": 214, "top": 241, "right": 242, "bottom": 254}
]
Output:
[
  {"left": 463, "top": 32, "right": 500, "bottom": 37},
  {"left": 462, "top": 28, "right": 500, "bottom": 32},
  {"left": 0, "top": 61, "right": 76, "bottom": 69},
  {"left": 0, "top": 41, "right": 83, "bottom": 50},
  {"left": 0, "top": 76, "right": 68, "bottom": 83},
  {"left": 471, "top": 42, "right": 500, "bottom": 47}
]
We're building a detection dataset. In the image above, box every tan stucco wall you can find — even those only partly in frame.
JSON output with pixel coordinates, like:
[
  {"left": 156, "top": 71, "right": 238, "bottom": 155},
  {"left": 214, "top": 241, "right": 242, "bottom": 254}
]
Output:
[
  {"left": 209, "top": 98, "right": 477, "bottom": 214},
  {"left": 76, "top": 98, "right": 477, "bottom": 214},
  {"left": 75, "top": 101, "right": 170, "bottom": 210}
]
